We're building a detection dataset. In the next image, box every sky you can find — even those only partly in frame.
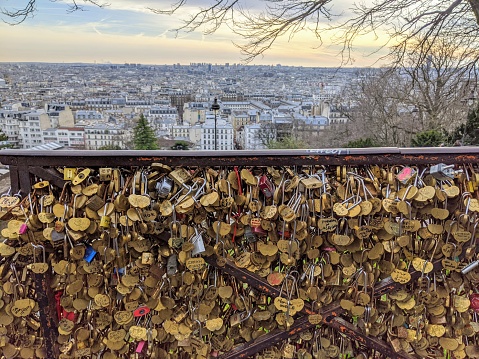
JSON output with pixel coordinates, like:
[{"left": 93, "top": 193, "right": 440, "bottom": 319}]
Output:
[{"left": 0, "top": 0, "right": 389, "bottom": 67}]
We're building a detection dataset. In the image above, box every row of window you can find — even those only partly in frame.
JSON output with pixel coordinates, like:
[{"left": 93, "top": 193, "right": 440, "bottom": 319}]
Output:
[{"left": 204, "top": 129, "right": 232, "bottom": 134}]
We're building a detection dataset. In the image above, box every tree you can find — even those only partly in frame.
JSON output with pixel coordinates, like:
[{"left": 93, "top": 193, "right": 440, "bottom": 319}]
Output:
[
  {"left": 171, "top": 141, "right": 191, "bottom": 150},
  {"left": 133, "top": 114, "right": 158, "bottom": 150},
  {"left": 396, "top": 36, "right": 474, "bottom": 132},
  {"left": 0, "top": 131, "right": 8, "bottom": 142},
  {"left": 267, "top": 136, "right": 305, "bottom": 149},
  {"left": 339, "top": 68, "right": 415, "bottom": 147},
  {"left": 322, "top": 33, "right": 474, "bottom": 148},
  {"left": 345, "top": 138, "right": 379, "bottom": 148},
  {"left": 6, "top": 0, "right": 479, "bottom": 66},
  {"left": 98, "top": 144, "right": 122, "bottom": 150},
  {"left": 411, "top": 129, "right": 447, "bottom": 147},
  {"left": 1, "top": 0, "right": 107, "bottom": 24},
  {"left": 448, "top": 103, "right": 479, "bottom": 145}
]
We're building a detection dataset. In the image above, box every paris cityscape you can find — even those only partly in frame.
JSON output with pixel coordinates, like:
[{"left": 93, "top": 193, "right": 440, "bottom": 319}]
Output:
[{"left": 0, "top": 62, "right": 364, "bottom": 151}]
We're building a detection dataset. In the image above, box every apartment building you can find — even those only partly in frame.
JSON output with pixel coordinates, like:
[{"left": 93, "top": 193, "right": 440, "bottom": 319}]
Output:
[
  {"left": 18, "top": 111, "right": 48, "bottom": 149},
  {"left": 200, "top": 116, "right": 234, "bottom": 151},
  {"left": 84, "top": 124, "right": 130, "bottom": 150},
  {"left": 43, "top": 127, "right": 85, "bottom": 149}
]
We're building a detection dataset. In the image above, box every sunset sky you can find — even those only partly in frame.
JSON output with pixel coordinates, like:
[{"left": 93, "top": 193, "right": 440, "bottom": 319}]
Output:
[{"left": 0, "top": 0, "right": 388, "bottom": 67}]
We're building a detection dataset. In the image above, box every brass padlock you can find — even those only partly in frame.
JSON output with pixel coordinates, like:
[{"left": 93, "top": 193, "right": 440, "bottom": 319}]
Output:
[
  {"left": 63, "top": 168, "right": 77, "bottom": 181},
  {"left": 72, "top": 168, "right": 91, "bottom": 185},
  {"left": 99, "top": 203, "right": 111, "bottom": 228},
  {"left": 99, "top": 167, "right": 112, "bottom": 181}
]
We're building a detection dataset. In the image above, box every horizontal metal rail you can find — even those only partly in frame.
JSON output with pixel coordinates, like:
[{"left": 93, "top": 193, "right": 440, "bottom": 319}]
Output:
[{"left": 1, "top": 147, "right": 479, "bottom": 167}]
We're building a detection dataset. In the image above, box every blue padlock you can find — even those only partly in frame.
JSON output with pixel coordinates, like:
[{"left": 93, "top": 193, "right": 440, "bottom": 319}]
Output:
[{"left": 84, "top": 245, "right": 97, "bottom": 263}]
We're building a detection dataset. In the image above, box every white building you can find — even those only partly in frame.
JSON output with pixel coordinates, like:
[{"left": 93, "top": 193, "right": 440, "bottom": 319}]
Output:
[
  {"left": 84, "top": 124, "right": 130, "bottom": 150},
  {"left": 43, "top": 127, "right": 85, "bottom": 149},
  {"left": 0, "top": 110, "right": 23, "bottom": 147},
  {"left": 221, "top": 101, "right": 252, "bottom": 111},
  {"left": 18, "top": 111, "right": 48, "bottom": 149},
  {"left": 200, "top": 113, "right": 234, "bottom": 150},
  {"left": 148, "top": 106, "right": 178, "bottom": 120},
  {"left": 75, "top": 110, "right": 103, "bottom": 120}
]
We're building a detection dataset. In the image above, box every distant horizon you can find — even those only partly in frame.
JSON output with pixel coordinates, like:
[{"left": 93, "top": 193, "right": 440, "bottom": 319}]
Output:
[{"left": 0, "top": 61, "right": 383, "bottom": 69}]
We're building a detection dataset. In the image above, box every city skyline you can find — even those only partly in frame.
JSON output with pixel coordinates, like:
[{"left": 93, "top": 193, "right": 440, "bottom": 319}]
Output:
[{"left": 0, "top": 0, "right": 389, "bottom": 67}]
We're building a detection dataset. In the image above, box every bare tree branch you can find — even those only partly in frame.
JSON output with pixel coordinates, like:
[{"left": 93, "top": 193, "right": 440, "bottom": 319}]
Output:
[
  {"left": 149, "top": 0, "right": 479, "bottom": 66},
  {"left": 4, "top": 0, "right": 479, "bottom": 69},
  {"left": 1, "top": 0, "right": 108, "bottom": 25}
]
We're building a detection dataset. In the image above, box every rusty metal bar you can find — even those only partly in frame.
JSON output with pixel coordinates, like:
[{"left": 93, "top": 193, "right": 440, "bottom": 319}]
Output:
[
  {"left": 206, "top": 256, "right": 415, "bottom": 359},
  {"left": 327, "top": 317, "right": 415, "bottom": 359},
  {"left": 28, "top": 166, "right": 65, "bottom": 190},
  {"left": 0, "top": 147, "right": 479, "bottom": 168},
  {"left": 34, "top": 271, "right": 58, "bottom": 358},
  {"left": 219, "top": 301, "right": 343, "bottom": 359},
  {"left": 18, "top": 165, "right": 32, "bottom": 196},
  {"left": 8, "top": 165, "right": 19, "bottom": 194},
  {"left": 208, "top": 251, "right": 454, "bottom": 359}
]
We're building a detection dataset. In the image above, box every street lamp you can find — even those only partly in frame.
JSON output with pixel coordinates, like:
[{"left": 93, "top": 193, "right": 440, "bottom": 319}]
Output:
[{"left": 211, "top": 98, "right": 220, "bottom": 150}]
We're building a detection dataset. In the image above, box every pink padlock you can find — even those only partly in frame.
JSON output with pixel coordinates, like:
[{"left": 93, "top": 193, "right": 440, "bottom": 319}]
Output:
[
  {"left": 19, "top": 223, "right": 28, "bottom": 235},
  {"left": 136, "top": 341, "right": 146, "bottom": 353},
  {"left": 252, "top": 226, "right": 266, "bottom": 236}
]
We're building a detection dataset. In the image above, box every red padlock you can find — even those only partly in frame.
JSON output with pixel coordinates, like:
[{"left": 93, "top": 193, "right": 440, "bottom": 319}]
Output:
[
  {"left": 259, "top": 174, "right": 274, "bottom": 198},
  {"left": 470, "top": 293, "right": 479, "bottom": 311},
  {"left": 133, "top": 306, "right": 150, "bottom": 317}
]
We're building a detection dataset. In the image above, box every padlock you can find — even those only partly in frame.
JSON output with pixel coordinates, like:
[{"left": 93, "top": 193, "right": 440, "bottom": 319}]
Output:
[
  {"left": 461, "top": 259, "right": 479, "bottom": 274},
  {"left": 259, "top": 174, "right": 274, "bottom": 198},
  {"left": 99, "top": 167, "right": 112, "bottom": 181},
  {"left": 83, "top": 245, "right": 97, "bottom": 263},
  {"left": 71, "top": 168, "right": 91, "bottom": 185},
  {"left": 136, "top": 341, "right": 146, "bottom": 353},
  {"left": 156, "top": 176, "right": 173, "bottom": 198},
  {"left": 396, "top": 166, "right": 416, "bottom": 184},
  {"left": 244, "top": 226, "right": 256, "bottom": 242},
  {"left": 429, "top": 163, "right": 455, "bottom": 181},
  {"left": 19, "top": 223, "right": 28, "bottom": 235},
  {"left": 63, "top": 168, "right": 77, "bottom": 181},
  {"left": 99, "top": 202, "right": 111, "bottom": 228},
  {"left": 133, "top": 306, "right": 150, "bottom": 317}
]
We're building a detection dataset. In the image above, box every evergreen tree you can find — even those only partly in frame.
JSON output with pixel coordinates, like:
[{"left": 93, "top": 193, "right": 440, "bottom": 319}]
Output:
[
  {"left": 0, "top": 130, "right": 7, "bottom": 142},
  {"left": 411, "top": 129, "right": 446, "bottom": 147},
  {"left": 448, "top": 104, "right": 479, "bottom": 146},
  {"left": 133, "top": 114, "right": 158, "bottom": 150}
]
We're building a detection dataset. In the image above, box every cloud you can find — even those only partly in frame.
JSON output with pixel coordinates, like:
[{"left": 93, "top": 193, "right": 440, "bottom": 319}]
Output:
[{"left": 0, "top": 0, "right": 387, "bottom": 67}]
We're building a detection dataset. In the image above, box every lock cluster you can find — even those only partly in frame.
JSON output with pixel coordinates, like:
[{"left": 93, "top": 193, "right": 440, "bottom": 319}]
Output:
[{"left": 1, "top": 162, "right": 479, "bottom": 359}]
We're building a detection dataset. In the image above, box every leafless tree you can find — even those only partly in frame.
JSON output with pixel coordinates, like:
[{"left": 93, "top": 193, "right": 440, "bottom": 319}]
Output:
[
  {"left": 398, "top": 36, "right": 476, "bottom": 131},
  {"left": 4, "top": 0, "right": 479, "bottom": 66},
  {"left": 343, "top": 69, "right": 415, "bottom": 147},
  {"left": 1, "top": 0, "right": 108, "bottom": 25},
  {"left": 321, "top": 35, "right": 476, "bottom": 147}
]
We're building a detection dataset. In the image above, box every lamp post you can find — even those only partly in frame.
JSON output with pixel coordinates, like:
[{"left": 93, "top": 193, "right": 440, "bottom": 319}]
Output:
[{"left": 211, "top": 97, "right": 220, "bottom": 150}]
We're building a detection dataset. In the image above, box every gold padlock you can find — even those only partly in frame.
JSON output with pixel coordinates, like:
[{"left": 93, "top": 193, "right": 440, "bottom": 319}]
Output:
[
  {"left": 72, "top": 168, "right": 91, "bottom": 185},
  {"left": 99, "top": 203, "right": 111, "bottom": 228},
  {"left": 99, "top": 167, "right": 112, "bottom": 181},
  {"left": 63, "top": 168, "right": 77, "bottom": 181}
]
